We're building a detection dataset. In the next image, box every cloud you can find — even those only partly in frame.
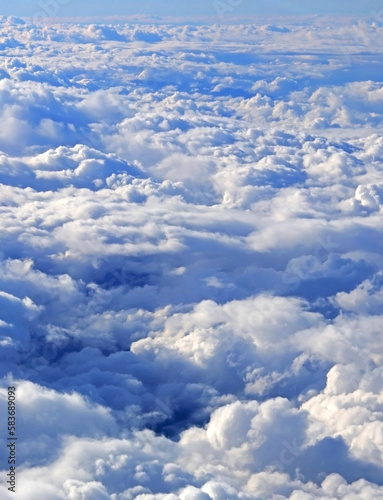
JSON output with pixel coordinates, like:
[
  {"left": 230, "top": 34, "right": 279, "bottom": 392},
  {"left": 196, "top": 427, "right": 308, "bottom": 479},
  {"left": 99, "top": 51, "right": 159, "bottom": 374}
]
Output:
[{"left": 0, "top": 14, "right": 383, "bottom": 499}]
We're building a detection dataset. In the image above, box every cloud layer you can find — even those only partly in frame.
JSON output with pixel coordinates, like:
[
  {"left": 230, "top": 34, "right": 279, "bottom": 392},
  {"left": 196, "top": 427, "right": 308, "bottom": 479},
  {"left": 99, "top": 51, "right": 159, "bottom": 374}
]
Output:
[{"left": 0, "top": 15, "right": 383, "bottom": 499}]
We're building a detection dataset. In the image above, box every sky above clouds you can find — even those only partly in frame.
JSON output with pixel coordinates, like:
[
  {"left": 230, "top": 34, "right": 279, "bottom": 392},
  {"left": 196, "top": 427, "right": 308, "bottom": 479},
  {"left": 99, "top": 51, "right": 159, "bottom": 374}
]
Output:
[
  {"left": 0, "top": 8, "right": 383, "bottom": 500},
  {"left": 0, "top": 0, "right": 383, "bottom": 18}
]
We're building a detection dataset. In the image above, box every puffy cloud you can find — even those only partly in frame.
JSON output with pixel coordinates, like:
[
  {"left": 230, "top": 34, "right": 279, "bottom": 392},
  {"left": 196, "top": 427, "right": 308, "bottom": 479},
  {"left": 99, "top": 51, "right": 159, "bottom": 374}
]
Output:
[{"left": 0, "top": 14, "right": 383, "bottom": 500}]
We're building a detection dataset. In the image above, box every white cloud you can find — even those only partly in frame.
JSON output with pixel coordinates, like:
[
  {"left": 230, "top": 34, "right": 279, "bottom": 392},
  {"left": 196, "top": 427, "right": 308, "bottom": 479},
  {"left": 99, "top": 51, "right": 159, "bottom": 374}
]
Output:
[{"left": 0, "top": 15, "right": 383, "bottom": 499}]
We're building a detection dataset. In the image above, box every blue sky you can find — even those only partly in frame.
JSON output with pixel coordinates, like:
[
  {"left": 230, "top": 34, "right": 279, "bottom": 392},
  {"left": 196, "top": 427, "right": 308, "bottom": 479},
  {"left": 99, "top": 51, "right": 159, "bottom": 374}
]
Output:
[{"left": 1, "top": 0, "right": 382, "bottom": 18}]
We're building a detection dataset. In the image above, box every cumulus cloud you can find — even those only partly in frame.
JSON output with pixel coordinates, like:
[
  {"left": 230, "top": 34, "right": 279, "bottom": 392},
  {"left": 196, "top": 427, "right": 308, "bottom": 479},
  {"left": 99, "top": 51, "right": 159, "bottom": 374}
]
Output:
[{"left": 0, "top": 13, "right": 382, "bottom": 500}]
